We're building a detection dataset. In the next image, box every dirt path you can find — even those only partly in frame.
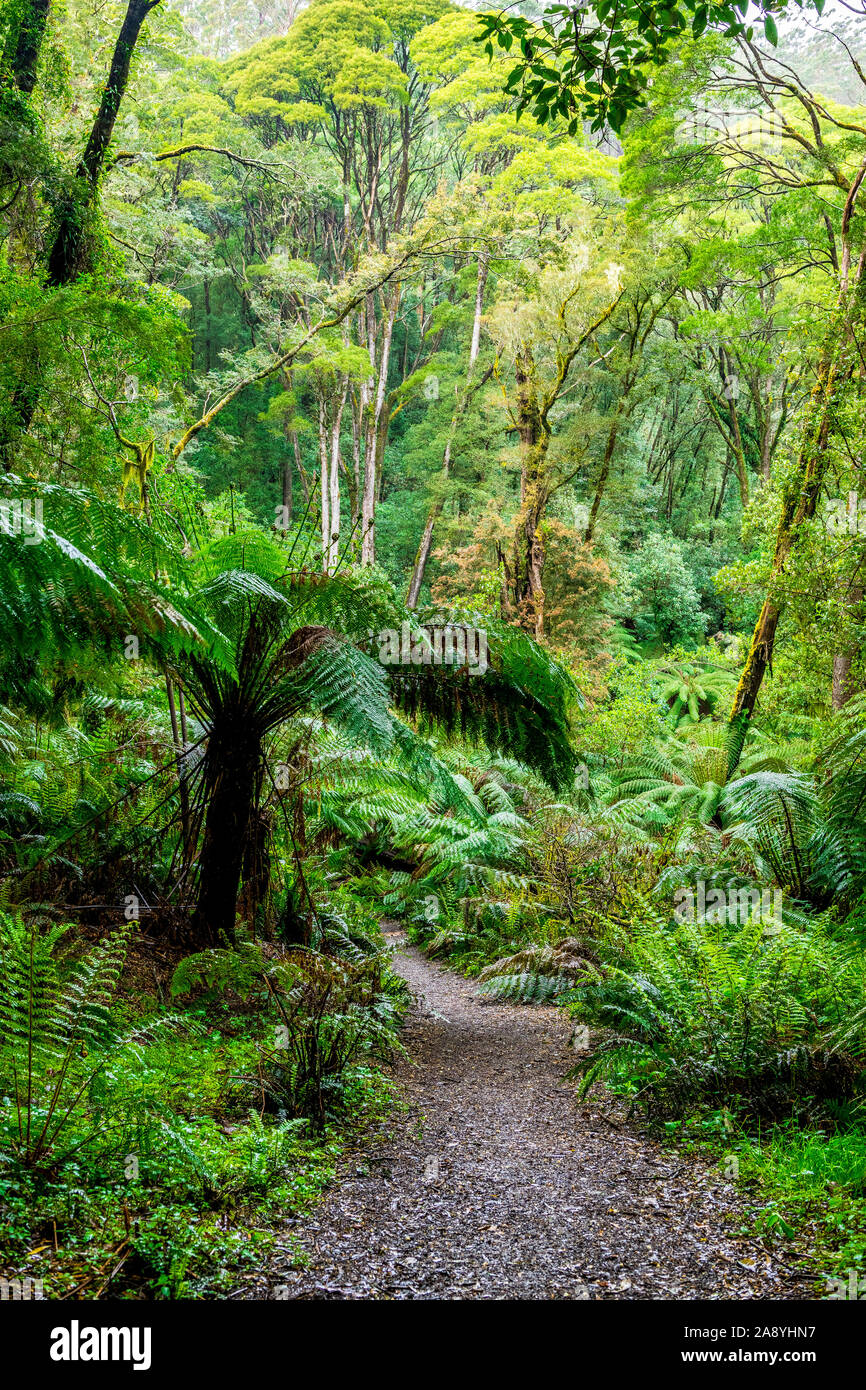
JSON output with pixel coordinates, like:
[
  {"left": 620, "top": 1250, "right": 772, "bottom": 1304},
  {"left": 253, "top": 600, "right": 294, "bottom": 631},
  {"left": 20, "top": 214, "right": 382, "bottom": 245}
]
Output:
[{"left": 262, "top": 936, "right": 817, "bottom": 1300}]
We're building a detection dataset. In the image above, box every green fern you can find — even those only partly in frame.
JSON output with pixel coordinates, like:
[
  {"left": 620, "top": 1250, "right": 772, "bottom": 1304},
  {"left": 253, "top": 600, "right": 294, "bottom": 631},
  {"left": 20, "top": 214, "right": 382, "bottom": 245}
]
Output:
[
  {"left": 169, "top": 943, "right": 268, "bottom": 1001},
  {"left": 0, "top": 912, "right": 183, "bottom": 1167},
  {"left": 478, "top": 971, "right": 573, "bottom": 1003},
  {"left": 566, "top": 892, "right": 865, "bottom": 1119}
]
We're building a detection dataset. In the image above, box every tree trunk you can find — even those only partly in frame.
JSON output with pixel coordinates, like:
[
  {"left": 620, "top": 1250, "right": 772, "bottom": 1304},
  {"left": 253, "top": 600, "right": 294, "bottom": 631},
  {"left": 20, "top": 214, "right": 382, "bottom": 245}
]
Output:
[
  {"left": 3, "top": 0, "right": 51, "bottom": 94},
  {"left": 704, "top": 386, "right": 749, "bottom": 510},
  {"left": 729, "top": 596, "right": 783, "bottom": 726},
  {"left": 518, "top": 476, "right": 547, "bottom": 640},
  {"left": 291, "top": 429, "right": 309, "bottom": 505},
  {"left": 730, "top": 313, "right": 851, "bottom": 726},
  {"left": 723, "top": 350, "right": 749, "bottom": 509},
  {"left": 318, "top": 391, "right": 329, "bottom": 568},
  {"left": 833, "top": 654, "right": 855, "bottom": 710},
  {"left": 507, "top": 295, "right": 620, "bottom": 635},
  {"left": 407, "top": 248, "right": 489, "bottom": 609},
  {"left": 349, "top": 396, "right": 361, "bottom": 529},
  {"left": 281, "top": 429, "right": 294, "bottom": 527},
  {"left": 513, "top": 344, "right": 549, "bottom": 639},
  {"left": 832, "top": 585, "right": 863, "bottom": 710},
  {"left": 584, "top": 410, "right": 621, "bottom": 543},
  {"left": 327, "top": 378, "right": 347, "bottom": 572},
  {"left": 0, "top": 0, "right": 51, "bottom": 458},
  {"left": 47, "top": 0, "right": 161, "bottom": 286},
  {"left": 728, "top": 399, "right": 749, "bottom": 510},
  {"left": 191, "top": 723, "right": 260, "bottom": 946},
  {"left": 360, "top": 288, "right": 399, "bottom": 566},
  {"left": 0, "top": 375, "right": 40, "bottom": 473},
  {"left": 203, "top": 277, "right": 212, "bottom": 372},
  {"left": 165, "top": 672, "right": 191, "bottom": 856},
  {"left": 729, "top": 147, "right": 866, "bottom": 736}
]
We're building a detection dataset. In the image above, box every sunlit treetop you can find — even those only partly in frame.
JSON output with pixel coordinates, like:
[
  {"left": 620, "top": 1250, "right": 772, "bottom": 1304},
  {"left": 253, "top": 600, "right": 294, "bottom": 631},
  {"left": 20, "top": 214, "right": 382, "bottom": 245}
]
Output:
[{"left": 226, "top": 0, "right": 456, "bottom": 120}]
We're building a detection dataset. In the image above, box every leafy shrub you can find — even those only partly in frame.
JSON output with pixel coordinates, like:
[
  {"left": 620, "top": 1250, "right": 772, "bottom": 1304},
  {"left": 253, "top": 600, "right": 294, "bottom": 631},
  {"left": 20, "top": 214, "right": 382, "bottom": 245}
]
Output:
[
  {"left": 567, "top": 897, "right": 866, "bottom": 1121},
  {"left": 171, "top": 941, "right": 406, "bottom": 1130}
]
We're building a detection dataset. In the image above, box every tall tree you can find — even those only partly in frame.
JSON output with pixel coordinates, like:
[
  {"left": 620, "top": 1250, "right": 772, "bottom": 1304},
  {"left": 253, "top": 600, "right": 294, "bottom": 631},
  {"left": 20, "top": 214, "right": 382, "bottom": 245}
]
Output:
[
  {"left": 47, "top": 0, "right": 162, "bottom": 286},
  {"left": 1, "top": 0, "right": 51, "bottom": 94}
]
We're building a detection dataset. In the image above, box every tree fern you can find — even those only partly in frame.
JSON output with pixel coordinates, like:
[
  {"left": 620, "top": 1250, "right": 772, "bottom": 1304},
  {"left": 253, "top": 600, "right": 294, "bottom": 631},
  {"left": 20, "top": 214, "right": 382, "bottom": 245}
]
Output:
[
  {"left": 478, "top": 971, "right": 574, "bottom": 1003},
  {"left": 0, "top": 476, "right": 229, "bottom": 687},
  {"left": 387, "top": 616, "right": 582, "bottom": 792}
]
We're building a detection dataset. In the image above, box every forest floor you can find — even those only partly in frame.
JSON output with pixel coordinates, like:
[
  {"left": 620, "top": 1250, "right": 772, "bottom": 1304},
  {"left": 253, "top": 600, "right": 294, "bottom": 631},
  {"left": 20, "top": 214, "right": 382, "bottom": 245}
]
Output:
[{"left": 252, "top": 933, "right": 821, "bottom": 1301}]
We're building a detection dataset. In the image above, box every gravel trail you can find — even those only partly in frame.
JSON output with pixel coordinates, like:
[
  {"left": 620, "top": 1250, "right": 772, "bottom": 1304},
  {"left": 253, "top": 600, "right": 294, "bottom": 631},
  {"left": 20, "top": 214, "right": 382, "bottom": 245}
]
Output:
[{"left": 262, "top": 936, "right": 817, "bottom": 1301}]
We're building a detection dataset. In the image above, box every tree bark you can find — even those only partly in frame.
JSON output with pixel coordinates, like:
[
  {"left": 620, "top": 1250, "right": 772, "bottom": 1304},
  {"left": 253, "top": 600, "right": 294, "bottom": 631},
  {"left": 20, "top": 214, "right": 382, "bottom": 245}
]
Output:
[
  {"left": 360, "top": 287, "right": 399, "bottom": 566},
  {"left": 407, "top": 248, "right": 489, "bottom": 609},
  {"left": 191, "top": 721, "right": 260, "bottom": 946},
  {"left": 832, "top": 585, "right": 863, "bottom": 710},
  {"left": 327, "top": 378, "right": 347, "bottom": 572},
  {"left": 3, "top": 0, "right": 51, "bottom": 95},
  {"left": 833, "top": 653, "right": 855, "bottom": 710},
  {"left": 47, "top": 0, "right": 161, "bottom": 286}
]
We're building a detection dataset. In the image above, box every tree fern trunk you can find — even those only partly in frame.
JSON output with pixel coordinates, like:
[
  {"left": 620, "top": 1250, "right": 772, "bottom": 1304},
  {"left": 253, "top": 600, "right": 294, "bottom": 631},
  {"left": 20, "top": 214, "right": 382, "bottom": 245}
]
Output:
[{"left": 191, "top": 725, "right": 260, "bottom": 946}]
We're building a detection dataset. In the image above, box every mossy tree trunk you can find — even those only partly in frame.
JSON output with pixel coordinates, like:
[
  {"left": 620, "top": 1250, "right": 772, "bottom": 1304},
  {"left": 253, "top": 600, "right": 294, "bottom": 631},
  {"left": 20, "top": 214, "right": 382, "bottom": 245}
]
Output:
[
  {"left": 729, "top": 159, "right": 866, "bottom": 736},
  {"left": 512, "top": 344, "right": 550, "bottom": 640},
  {"left": 2, "top": 0, "right": 51, "bottom": 95},
  {"left": 729, "top": 311, "right": 852, "bottom": 729},
  {"left": 47, "top": 0, "right": 161, "bottom": 286}
]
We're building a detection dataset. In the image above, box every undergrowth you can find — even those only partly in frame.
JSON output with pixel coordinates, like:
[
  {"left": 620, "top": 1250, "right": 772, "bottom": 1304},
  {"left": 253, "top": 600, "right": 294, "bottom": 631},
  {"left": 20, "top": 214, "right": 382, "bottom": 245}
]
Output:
[{"left": 0, "top": 906, "right": 405, "bottom": 1298}]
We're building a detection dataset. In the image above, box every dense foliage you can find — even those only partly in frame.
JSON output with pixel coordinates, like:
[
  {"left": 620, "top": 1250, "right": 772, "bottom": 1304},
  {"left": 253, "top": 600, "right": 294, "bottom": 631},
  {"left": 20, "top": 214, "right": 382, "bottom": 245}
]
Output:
[{"left": 1, "top": 0, "right": 866, "bottom": 1299}]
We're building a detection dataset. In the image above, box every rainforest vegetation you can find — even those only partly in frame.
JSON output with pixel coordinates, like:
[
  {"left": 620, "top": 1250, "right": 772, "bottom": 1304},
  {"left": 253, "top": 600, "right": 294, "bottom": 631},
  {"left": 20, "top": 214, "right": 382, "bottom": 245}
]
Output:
[{"left": 2, "top": 0, "right": 866, "bottom": 1301}]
